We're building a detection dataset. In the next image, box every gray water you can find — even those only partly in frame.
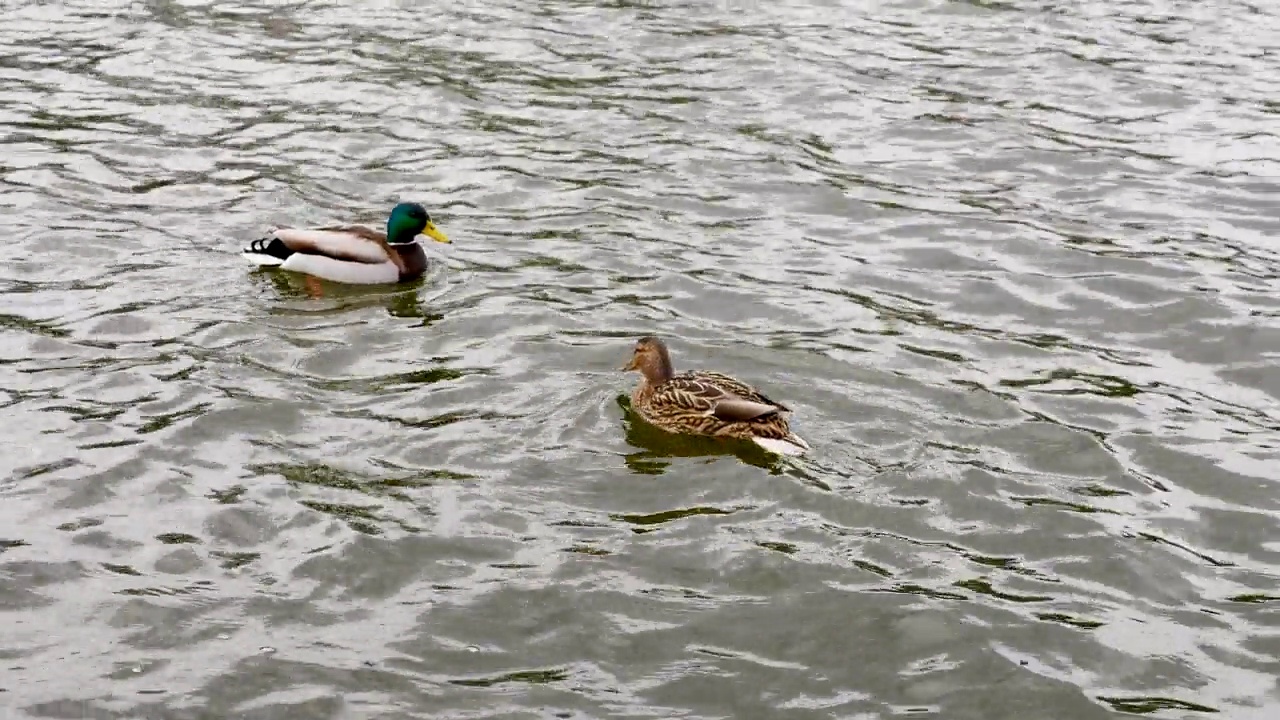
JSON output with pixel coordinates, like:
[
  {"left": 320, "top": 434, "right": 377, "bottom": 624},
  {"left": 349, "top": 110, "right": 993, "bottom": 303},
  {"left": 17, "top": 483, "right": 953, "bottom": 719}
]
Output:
[{"left": 2, "top": 0, "right": 1279, "bottom": 718}]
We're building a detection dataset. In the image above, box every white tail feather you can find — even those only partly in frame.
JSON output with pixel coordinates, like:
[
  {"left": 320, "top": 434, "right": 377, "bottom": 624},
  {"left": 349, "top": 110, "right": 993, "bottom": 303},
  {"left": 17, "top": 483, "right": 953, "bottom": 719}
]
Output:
[
  {"left": 242, "top": 252, "right": 284, "bottom": 267},
  {"left": 751, "top": 434, "right": 810, "bottom": 456}
]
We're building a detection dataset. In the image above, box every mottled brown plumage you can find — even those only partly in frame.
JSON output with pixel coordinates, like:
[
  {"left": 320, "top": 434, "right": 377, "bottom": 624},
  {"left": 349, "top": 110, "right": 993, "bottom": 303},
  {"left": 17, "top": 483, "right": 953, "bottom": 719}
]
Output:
[{"left": 621, "top": 336, "right": 811, "bottom": 456}]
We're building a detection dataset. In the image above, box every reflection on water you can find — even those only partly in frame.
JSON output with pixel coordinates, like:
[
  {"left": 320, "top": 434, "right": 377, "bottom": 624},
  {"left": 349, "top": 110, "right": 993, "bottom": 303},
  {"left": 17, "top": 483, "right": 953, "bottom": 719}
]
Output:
[{"left": 2, "top": 0, "right": 1279, "bottom": 717}]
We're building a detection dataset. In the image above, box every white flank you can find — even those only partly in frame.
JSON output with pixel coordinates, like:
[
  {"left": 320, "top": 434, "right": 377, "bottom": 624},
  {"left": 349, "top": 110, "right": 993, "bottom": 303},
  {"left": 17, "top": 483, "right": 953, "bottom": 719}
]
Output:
[
  {"left": 273, "top": 229, "right": 390, "bottom": 264},
  {"left": 751, "top": 434, "right": 811, "bottom": 456},
  {"left": 280, "top": 254, "right": 401, "bottom": 284},
  {"left": 241, "top": 251, "right": 285, "bottom": 267}
]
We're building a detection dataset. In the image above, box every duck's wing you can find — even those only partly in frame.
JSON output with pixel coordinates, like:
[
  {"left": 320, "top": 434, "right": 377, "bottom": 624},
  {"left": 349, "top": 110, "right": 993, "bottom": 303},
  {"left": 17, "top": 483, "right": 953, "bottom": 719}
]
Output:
[
  {"left": 710, "top": 397, "right": 784, "bottom": 422},
  {"left": 688, "top": 371, "right": 791, "bottom": 413},
  {"left": 242, "top": 224, "right": 405, "bottom": 277},
  {"left": 661, "top": 375, "right": 783, "bottom": 422},
  {"left": 272, "top": 226, "right": 392, "bottom": 264}
]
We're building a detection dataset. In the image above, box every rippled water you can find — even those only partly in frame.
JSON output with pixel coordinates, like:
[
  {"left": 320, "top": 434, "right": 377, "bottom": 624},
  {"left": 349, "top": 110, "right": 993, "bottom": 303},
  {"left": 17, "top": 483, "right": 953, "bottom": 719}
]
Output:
[{"left": 2, "top": 0, "right": 1278, "bottom": 717}]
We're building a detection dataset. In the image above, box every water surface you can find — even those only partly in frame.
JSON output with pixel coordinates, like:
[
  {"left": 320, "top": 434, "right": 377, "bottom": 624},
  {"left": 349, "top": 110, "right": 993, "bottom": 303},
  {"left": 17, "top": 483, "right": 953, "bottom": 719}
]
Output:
[{"left": 2, "top": 0, "right": 1279, "bottom": 718}]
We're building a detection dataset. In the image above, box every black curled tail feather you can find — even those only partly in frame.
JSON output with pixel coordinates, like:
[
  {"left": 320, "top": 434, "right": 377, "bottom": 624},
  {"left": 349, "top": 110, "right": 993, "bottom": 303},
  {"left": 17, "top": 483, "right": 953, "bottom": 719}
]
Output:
[{"left": 245, "top": 236, "right": 294, "bottom": 261}]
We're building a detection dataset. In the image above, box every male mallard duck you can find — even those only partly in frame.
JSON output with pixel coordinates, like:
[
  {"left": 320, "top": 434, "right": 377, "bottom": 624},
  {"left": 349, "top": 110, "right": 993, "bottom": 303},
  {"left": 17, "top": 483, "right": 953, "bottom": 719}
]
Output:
[
  {"left": 621, "top": 336, "right": 811, "bottom": 456},
  {"left": 241, "top": 202, "right": 450, "bottom": 284}
]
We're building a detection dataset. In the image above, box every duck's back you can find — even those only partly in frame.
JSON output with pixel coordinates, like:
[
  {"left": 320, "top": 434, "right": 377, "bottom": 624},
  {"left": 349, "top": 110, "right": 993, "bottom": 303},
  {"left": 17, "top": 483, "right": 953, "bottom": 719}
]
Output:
[{"left": 684, "top": 371, "right": 788, "bottom": 412}]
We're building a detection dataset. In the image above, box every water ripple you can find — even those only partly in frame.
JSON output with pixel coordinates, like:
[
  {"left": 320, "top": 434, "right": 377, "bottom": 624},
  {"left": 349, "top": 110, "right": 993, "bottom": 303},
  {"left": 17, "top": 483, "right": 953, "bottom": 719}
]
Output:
[{"left": 1, "top": 0, "right": 1278, "bottom": 717}]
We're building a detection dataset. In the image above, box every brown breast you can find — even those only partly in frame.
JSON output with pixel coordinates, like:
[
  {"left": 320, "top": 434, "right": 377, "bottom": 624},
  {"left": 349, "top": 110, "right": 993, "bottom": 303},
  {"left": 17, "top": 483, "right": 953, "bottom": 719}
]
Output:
[{"left": 393, "top": 243, "right": 429, "bottom": 281}]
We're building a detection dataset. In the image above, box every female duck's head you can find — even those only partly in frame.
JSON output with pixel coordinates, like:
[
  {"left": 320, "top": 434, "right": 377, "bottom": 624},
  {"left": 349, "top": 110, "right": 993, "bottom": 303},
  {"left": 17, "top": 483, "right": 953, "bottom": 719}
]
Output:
[
  {"left": 622, "top": 335, "right": 675, "bottom": 384},
  {"left": 387, "top": 202, "right": 450, "bottom": 245}
]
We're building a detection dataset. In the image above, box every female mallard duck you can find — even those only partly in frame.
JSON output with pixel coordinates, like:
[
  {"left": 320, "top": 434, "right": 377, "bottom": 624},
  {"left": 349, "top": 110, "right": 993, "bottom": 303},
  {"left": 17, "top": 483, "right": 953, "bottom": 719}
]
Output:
[
  {"left": 241, "top": 202, "right": 450, "bottom": 284},
  {"left": 621, "top": 335, "right": 811, "bottom": 456}
]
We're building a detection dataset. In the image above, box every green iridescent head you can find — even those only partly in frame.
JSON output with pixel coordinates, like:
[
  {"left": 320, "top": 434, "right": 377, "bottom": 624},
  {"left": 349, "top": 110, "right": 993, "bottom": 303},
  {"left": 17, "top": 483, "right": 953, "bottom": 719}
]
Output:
[{"left": 386, "top": 202, "right": 449, "bottom": 245}]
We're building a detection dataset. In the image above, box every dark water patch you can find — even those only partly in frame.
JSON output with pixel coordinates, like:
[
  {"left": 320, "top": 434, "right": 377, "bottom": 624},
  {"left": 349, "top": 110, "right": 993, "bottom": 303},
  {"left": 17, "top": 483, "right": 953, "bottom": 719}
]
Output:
[
  {"left": 1097, "top": 696, "right": 1220, "bottom": 715},
  {"left": 609, "top": 506, "right": 741, "bottom": 527},
  {"left": 953, "top": 578, "right": 1053, "bottom": 604},
  {"left": 154, "top": 533, "right": 201, "bottom": 545},
  {"left": 448, "top": 666, "right": 571, "bottom": 688},
  {"left": 1035, "top": 612, "right": 1104, "bottom": 629}
]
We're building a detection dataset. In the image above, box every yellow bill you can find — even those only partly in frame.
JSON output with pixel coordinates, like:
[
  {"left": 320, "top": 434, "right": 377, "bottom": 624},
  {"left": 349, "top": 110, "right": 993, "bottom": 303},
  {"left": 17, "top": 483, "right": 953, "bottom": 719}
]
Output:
[{"left": 424, "top": 221, "right": 450, "bottom": 244}]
